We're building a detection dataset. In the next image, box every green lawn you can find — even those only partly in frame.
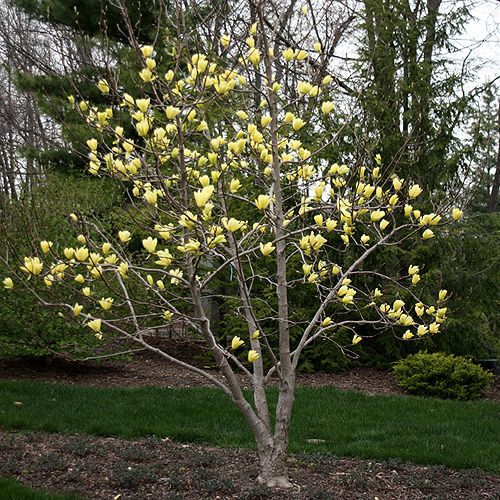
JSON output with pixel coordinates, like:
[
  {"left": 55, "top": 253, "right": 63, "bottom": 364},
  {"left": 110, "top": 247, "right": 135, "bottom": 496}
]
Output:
[
  {"left": 0, "top": 477, "right": 81, "bottom": 500},
  {"left": 0, "top": 380, "right": 498, "bottom": 473}
]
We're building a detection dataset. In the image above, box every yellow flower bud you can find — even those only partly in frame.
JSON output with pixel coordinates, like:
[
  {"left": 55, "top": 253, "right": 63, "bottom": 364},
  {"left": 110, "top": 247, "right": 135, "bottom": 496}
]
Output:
[
  {"left": 352, "top": 334, "right": 362, "bottom": 345},
  {"left": 3, "top": 277, "right": 13, "bottom": 289},
  {"left": 73, "top": 303, "right": 83, "bottom": 317},
  {"left": 422, "top": 229, "right": 434, "bottom": 240},
  {"left": 40, "top": 240, "right": 53, "bottom": 254},
  {"left": 321, "top": 317, "right": 332, "bottom": 327},
  {"left": 452, "top": 208, "right": 463, "bottom": 221}
]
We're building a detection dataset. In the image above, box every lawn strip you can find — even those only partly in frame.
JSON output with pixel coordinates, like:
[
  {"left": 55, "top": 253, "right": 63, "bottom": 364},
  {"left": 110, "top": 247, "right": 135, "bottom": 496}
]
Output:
[{"left": 0, "top": 380, "right": 498, "bottom": 474}]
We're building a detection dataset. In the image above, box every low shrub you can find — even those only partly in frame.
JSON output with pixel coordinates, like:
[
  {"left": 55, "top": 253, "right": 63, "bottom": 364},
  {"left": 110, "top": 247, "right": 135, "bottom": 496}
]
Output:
[{"left": 393, "top": 352, "right": 493, "bottom": 400}]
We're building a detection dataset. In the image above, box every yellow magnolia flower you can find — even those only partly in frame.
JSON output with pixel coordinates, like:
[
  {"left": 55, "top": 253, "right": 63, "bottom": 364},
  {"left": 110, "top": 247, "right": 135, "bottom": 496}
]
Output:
[
  {"left": 77, "top": 234, "right": 86, "bottom": 244},
  {"left": 292, "top": 117, "right": 305, "bottom": 131},
  {"left": 360, "top": 234, "right": 370, "bottom": 245},
  {"left": 403, "top": 330, "right": 414, "bottom": 340},
  {"left": 118, "top": 262, "right": 129, "bottom": 278},
  {"left": 118, "top": 230, "right": 131, "bottom": 243},
  {"left": 101, "top": 242, "right": 111, "bottom": 255},
  {"left": 20, "top": 257, "right": 43, "bottom": 276},
  {"left": 393, "top": 299, "right": 405, "bottom": 310},
  {"left": 142, "top": 237, "right": 158, "bottom": 253},
  {"left": 97, "top": 79, "right": 109, "bottom": 94},
  {"left": 404, "top": 204, "right": 413, "bottom": 217},
  {"left": 260, "top": 242, "right": 275, "bottom": 256},
  {"left": 452, "top": 208, "right": 463, "bottom": 221},
  {"left": 370, "top": 210, "right": 385, "bottom": 222},
  {"left": 429, "top": 322, "right": 440, "bottom": 334},
  {"left": 313, "top": 41, "right": 322, "bottom": 52},
  {"left": 99, "top": 297, "right": 114, "bottom": 311},
  {"left": 230, "top": 179, "right": 241, "bottom": 193},
  {"left": 165, "top": 106, "right": 181, "bottom": 120},
  {"left": 231, "top": 336, "right": 244, "bottom": 350},
  {"left": 297, "top": 81, "right": 312, "bottom": 95},
  {"left": 141, "top": 45, "right": 154, "bottom": 57},
  {"left": 40, "top": 240, "right": 53, "bottom": 254},
  {"left": 392, "top": 177, "right": 403, "bottom": 191},
  {"left": 326, "top": 219, "right": 337, "bottom": 232},
  {"left": 321, "top": 317, "right": 332, "bottom": 327},
  {"left": 235, "top": 110, "right": 249, "bottom": 120},
  {"left": 163, "top": 310, "right": 174, "bottom": 321},
  {"left": 220, "top": 34, "right": 230, "bottom": 47},
  {"left": 411, "top": 274, "right": 421, "bottom": 285},
  {"left": 417, "top": 325, "right": 428, "bottom": 337},
  {"left": 74, "top": 274, "right": 85, "bottom": 284},
  {"left": 352, "top": 334, "right": 362, "bottom": 345},
  {"left": 438, "top": 289, "right": 448, "bottom": 301},
  {"left": 399, "top": 314, "right": 414, "bottom": 326},
  {"left": 282, "top": 47, "right": 294, "bottom": 61},
  {"left": 222, "top": 217, "right": 244, "bottom": 233},
  {"left": 73, "top": 303, "right": 83, "bottom": 317},
  {"left": 408, "top": 265, "right": 419, "bottom": 275},
  {"left": 82, "top": 287, "right": 92, "bottom": 297},
  {"left": 321, "top": 101, "right": 334, "bottom": 114},
  {"left": 332, "top": 265, "right": 341, "bottom": 275},
  {"left": 64, "top": 247, "right": 75, "bottom": 260},
  {"left": 3, "top": 277, "right": 13, "bottom": 289},
  {"left": 422, "top": 229, "right": 434, "bottom": 240},
  {"left": 74, "top": 247, "right": 89, "bottom": 262},
  {"left": 194, "top": 185, "right": 214, "bottom": 208},
  {"left": 136, "top": 120, "right": 150, "bottom": 137},
  {"left": 248, "top": 350, "right": 260, "bottom": 363},
  {"left": 373, "top": 288, "right": 383, "bottom": 298},
  {"left": 379, "top": 219, "right": 390, "bottom": 230},
  {"left": 408, "top": 184, "right": 423, "bottom": 199},
  {"left": 144, "top": 189, "right": 158, "bottom": 206},
  {"left": 255, "top": 195, "right": 271, "bottom": 210},
  {"left": 87, "top": 318, "right": 102, "bottom": 333}
]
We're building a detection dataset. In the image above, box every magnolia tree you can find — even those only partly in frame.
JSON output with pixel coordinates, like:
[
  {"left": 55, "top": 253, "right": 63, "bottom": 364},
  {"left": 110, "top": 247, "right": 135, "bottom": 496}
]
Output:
[{"left": 3, "top": 0, "right": 463, "bottom": 488}]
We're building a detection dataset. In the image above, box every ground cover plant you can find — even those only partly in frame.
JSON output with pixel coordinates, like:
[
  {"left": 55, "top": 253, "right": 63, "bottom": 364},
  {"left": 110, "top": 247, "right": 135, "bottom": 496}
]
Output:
[
  {"left": 2, "top": 428, "right": 500, "bottom": 500},
  {"left": 1, "top": 380, "right": 498, "bottom": 474},
  {"left": 1, "top": 0, "right": 466, "bottom": 487}
]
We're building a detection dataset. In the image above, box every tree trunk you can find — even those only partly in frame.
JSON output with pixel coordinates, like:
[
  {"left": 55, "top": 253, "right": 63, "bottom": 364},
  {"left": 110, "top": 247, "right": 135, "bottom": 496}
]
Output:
[
  {"left": 488, "top": 99, "right": 500, "bottom": 212},
  {"left": 256, "top": 438, "right": 292, "bottom": 488}
]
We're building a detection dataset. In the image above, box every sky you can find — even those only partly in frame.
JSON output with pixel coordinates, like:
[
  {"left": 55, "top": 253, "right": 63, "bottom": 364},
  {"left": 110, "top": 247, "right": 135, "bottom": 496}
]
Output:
[{"left": 452, "top": 0, "right": 500, "bottom": 84}]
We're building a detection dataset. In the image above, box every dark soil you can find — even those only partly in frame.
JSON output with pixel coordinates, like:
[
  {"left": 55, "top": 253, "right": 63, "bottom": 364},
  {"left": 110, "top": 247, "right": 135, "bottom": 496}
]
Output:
[
  {"left": 1, "top": 429, "right": 499, "bottom": 500},
  {"left": 1, "top": 342, "right": 498, "bottom": 498}
]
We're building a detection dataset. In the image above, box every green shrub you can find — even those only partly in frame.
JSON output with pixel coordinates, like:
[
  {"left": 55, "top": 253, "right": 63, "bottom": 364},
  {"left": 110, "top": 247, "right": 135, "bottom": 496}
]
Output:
[{"left": 393, "top": 352, "right": 493, "bottom": 400}]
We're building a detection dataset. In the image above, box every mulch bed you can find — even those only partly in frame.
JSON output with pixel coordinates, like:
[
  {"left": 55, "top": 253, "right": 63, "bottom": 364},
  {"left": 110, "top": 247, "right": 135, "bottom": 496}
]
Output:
[
  {"left": 0, "top": 341, "right": 498, "bottom": 400},
  {"left": 1, "top": 429, "right": 499, "bottom": 499},
  {"left": 1, "top": 343, "right": 499, "bottom": 498}
]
